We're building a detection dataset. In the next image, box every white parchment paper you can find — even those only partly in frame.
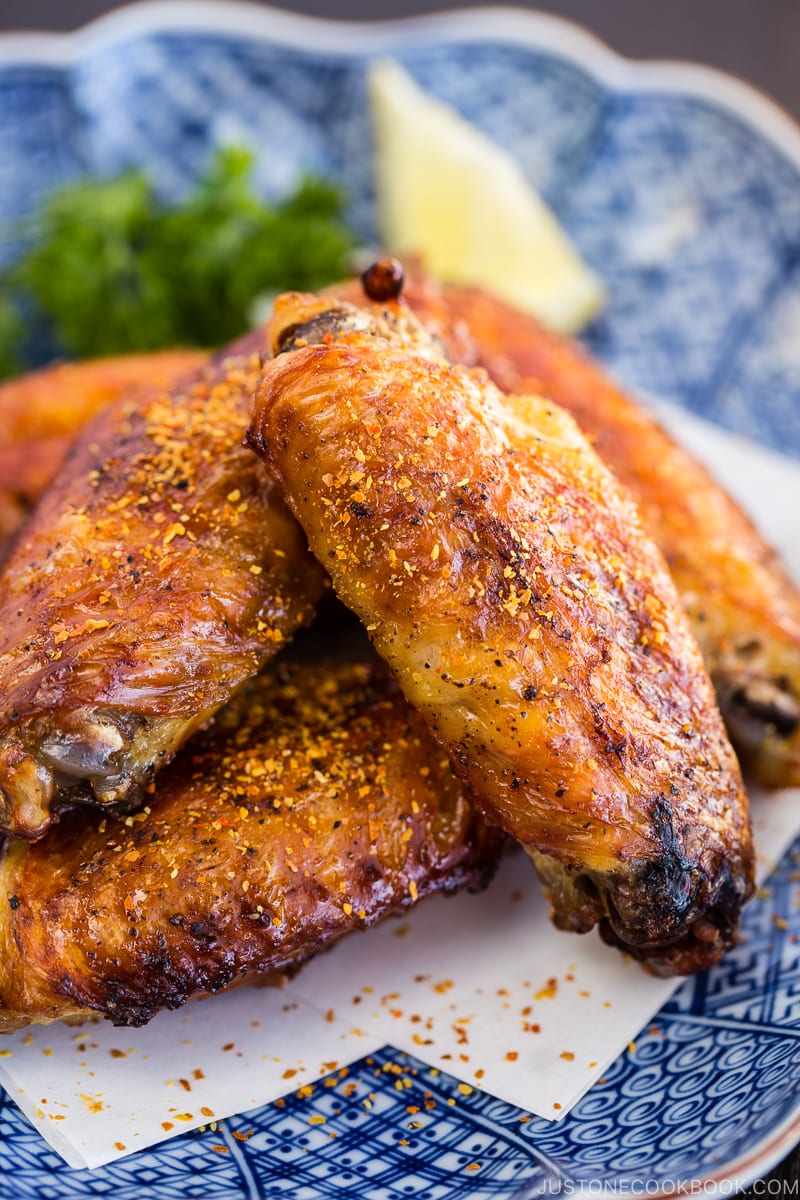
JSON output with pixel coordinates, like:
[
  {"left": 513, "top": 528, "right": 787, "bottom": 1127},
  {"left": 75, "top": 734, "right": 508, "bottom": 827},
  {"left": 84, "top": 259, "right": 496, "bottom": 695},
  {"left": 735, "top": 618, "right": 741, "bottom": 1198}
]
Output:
[{"left": 1, "top": 404, "right": 798, "bottom": 1169}]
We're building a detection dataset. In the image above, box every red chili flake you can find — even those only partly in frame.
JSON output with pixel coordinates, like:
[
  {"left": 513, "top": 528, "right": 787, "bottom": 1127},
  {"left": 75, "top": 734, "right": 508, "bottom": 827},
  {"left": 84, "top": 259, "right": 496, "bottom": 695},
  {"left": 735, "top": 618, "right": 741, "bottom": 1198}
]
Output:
[
  {"left": 212, "top": 1145, "right": 229, "bottom": 1154},
  {"left": 505, "top": 1051, "right": 519, "bottom": 1062}
]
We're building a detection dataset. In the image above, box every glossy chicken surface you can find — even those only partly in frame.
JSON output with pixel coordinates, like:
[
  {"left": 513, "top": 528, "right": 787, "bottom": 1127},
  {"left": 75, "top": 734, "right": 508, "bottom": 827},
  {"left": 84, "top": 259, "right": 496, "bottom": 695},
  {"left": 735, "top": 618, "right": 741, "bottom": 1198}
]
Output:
[
  {"left": 0, "top": 333, "right": 325, "bottom": 840},
  {"left": 401, "top": 277, "right": 800, "bottom": 788},
  {"left": 0, "top": 351, "right": 205, "bottom": 555},
  {"left": 251, "top": 288, "right": 754, "bottom": 976},
  {"left": 0, "top": 658, "right": 500, "bottom": 1031}
]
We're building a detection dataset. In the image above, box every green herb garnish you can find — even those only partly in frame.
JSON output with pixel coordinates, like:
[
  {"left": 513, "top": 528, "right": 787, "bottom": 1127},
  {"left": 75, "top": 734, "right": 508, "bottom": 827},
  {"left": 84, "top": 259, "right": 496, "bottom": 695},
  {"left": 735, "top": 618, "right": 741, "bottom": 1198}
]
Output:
[{"left": 0, "top": 146, "right": 356, "bottom": 376}]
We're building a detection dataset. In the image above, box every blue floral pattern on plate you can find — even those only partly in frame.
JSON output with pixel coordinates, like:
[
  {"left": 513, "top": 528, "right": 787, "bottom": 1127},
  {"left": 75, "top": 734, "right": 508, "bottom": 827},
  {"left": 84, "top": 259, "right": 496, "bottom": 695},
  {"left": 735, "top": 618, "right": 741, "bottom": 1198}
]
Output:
[{"left": 0, "top": 5, "right": 799, "bottom": 1194}]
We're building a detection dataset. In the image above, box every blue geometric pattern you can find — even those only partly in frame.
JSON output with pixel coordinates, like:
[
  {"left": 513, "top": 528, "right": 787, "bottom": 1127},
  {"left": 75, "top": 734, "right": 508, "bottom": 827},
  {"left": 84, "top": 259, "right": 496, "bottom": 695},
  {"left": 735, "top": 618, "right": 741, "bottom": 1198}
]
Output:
[
  {"left": 1, "top": 6, "right": 799, "bottom": 1195},
  {"left": 1, "top": 836, "right": 799, "bottom": 1198}
]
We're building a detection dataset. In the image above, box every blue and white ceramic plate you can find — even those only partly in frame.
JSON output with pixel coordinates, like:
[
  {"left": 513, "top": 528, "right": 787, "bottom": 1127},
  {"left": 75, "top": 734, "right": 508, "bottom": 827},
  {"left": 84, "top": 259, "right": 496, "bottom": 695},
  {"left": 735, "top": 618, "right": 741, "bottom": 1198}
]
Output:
[{"left": 1, "top": 5, "right": 800, "bottom": 1195}]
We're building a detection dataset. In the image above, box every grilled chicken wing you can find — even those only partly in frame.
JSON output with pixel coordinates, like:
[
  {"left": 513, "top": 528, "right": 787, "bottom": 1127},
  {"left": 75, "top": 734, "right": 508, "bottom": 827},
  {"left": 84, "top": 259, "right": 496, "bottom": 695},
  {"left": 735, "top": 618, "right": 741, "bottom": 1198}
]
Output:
[
  {"left": 0, "top": 351, "right": 205, "bottom": 555},
  {"left": 0, "top": 658, "right": 499, "bottom": 1031},
  {"left": 0, "top": 333, "right": 325, "bottom": 840},
  {"left": 250, "top": 286, "right": 754, "bottom": 976},
  {"left": 395, "top": 277, "right": 800, "bottom": 788}
]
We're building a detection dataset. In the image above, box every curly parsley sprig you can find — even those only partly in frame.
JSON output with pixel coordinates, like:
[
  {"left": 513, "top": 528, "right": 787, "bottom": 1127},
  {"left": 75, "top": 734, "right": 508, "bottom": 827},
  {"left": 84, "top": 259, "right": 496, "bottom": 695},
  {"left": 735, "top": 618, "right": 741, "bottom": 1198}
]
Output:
[{"left": 0, "top": 146, "right": 356, "bottom": 376}]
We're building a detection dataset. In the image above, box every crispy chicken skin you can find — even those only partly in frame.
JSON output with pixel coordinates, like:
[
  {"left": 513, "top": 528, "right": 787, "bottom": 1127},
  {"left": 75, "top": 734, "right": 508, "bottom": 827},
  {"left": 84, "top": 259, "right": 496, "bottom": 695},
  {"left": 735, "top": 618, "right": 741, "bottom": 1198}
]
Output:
[
  {"left": 0, "top": 351, "right": 205, "bottom": 554},
  {"left": 393, "top": 277, "right": 800, "bottom": 788},
  {"left": 0, "top": 659, "right": 500, "bottom": 1031},
  {"left": 250, "top": 288, "right": 754, "bottom": 976},
  {"left": 0, "top": 333, "right": 326, "bottom": 840}
]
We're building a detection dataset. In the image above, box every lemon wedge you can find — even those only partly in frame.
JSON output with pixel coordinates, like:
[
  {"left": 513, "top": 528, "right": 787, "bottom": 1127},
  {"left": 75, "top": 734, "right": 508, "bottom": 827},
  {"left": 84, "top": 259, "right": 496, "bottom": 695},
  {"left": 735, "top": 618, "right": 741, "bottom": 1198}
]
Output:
[{"left": 369, "top": 59, "right": 604, "bottom": 333}]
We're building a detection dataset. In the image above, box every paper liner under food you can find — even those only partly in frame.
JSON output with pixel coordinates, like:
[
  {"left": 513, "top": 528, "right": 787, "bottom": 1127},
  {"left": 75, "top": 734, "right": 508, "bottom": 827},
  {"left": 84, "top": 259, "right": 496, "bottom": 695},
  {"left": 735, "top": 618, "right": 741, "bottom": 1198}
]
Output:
[{"left": 0, "top": 404, "right": 798, "bottom": 1169}]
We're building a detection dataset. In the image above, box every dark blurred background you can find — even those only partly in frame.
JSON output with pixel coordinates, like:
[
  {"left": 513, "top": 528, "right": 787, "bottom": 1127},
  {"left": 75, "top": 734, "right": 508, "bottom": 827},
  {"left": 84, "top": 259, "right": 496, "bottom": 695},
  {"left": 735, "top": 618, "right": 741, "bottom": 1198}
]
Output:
[{"left": 1, "top": 0, "right": 800, "bottom": 120}]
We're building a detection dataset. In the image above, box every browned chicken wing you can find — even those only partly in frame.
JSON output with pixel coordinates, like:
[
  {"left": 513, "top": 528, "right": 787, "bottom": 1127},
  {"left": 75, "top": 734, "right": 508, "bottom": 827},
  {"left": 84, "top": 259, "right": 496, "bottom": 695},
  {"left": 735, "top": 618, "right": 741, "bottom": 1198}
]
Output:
[
  {"left": 0, "top": 658, "right": 499, "bottom": 1031},
  {"left": 249, "top": 285, "right": 754, "bottom": 976},
  {"left": 0, "top": 351, "right": 205, "bottom": 555},
  {"left": 396, "top": 277, "right": 800, "bottom": 789},
  {"left": 0, "top": 334, "right": 325, "bottom": 840}
]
